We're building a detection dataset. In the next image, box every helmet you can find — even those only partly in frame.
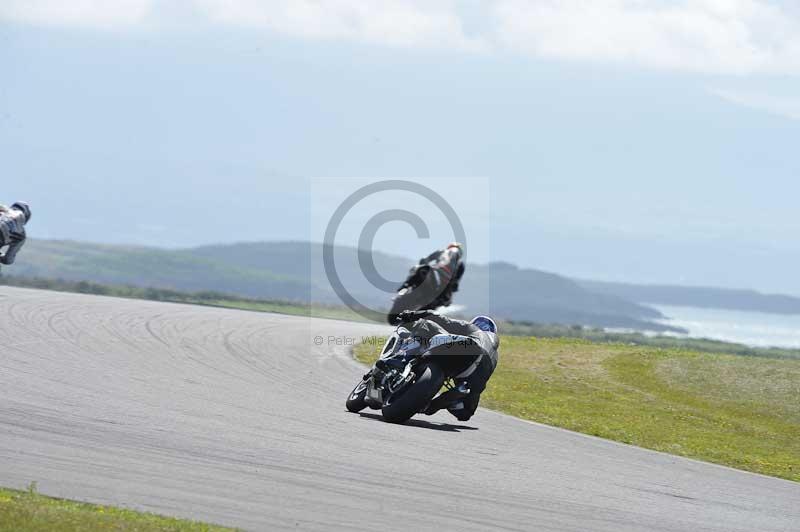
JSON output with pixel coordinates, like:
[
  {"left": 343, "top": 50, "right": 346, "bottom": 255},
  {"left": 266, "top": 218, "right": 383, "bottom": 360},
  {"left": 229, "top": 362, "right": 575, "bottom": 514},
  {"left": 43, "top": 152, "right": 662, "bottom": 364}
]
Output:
[
  {"left": 447, "top": 242, "right": 464, "bottom": 252},
  {"left": 11, "top": 202, "right": 31, "bottom": 223},
  {"left": 471, "top": 315, "right": 497, "bottom": 334}
]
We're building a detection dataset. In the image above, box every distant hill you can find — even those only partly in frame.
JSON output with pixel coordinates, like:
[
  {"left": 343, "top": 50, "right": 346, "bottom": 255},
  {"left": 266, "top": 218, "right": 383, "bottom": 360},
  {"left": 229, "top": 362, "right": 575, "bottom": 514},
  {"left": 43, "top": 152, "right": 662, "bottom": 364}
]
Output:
[
  {"left": 5, "top": 239, "right": 677, "bottom": 331},
  {"left": 187, "top": 242, "right": 670, "bottom": 330},
  {"left": 581, "top": 280, "right": 800, "bottom": 315},
  {"left": 9, "top": 239, "right": 311, "bottom": 301}
]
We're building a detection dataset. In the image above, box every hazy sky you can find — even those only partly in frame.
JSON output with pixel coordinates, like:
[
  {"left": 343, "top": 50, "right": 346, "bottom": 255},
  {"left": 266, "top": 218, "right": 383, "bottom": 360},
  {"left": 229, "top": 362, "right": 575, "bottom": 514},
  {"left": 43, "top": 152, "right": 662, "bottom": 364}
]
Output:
[{"left": 2, "top": 1, "right": 800, "bottom": 294}]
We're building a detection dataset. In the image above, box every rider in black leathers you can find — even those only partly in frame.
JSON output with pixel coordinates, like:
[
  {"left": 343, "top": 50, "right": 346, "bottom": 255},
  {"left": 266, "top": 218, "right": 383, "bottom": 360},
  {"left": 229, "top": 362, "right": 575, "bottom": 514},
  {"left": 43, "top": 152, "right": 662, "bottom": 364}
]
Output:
[
  {"left": 0, "top": 202, "right": 31, "bottom": 266},
  {"left": 396, "top": 310, "right": 499, "bottom": 421},
  {"left": 388, "top": 242, "right": 465, "bottom": 324}
]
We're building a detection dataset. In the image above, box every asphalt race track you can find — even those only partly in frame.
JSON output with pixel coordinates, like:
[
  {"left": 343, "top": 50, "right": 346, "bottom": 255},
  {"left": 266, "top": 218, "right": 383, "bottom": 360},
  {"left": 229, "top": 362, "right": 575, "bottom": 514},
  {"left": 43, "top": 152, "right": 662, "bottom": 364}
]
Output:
[{"left": 1, "top": 287, "right": 798, "bottom": 531}]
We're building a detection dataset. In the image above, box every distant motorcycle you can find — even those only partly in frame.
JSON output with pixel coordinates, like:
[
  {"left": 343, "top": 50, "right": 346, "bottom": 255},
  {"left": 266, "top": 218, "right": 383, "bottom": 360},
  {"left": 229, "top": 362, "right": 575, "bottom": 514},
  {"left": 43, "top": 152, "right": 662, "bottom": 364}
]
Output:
[
  {"left": 387, "top": 264, "right": 447, "bottom": 324},
  {"left": 346, "top": 323, "right": 478, "bottom": 423}
]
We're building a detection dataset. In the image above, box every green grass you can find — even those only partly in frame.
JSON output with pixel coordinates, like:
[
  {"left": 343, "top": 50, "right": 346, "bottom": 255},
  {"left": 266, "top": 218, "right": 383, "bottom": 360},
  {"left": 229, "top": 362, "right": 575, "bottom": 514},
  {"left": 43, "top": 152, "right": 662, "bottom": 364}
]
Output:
[
  {"left": 354, "top": 336, "right": 800, "bottom": 482},
  {"left": 500, "top": 320, "right": 800, "bottom": 359},
  {"left": 0, "top": 485, "right": 235, "bottom": 532}
]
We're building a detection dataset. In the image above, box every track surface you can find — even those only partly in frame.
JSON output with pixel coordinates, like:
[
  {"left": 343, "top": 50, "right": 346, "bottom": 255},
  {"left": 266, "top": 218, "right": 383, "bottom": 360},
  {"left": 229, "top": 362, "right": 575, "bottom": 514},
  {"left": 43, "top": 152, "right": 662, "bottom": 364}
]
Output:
[{"left": 1, "top": 288, "right": 798, "bottom": 531}]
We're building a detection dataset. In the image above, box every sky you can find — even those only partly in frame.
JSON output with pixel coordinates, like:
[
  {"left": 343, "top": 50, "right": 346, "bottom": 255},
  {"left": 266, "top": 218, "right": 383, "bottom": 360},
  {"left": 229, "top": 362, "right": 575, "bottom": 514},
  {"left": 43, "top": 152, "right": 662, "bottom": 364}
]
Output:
[{"left": 2, "top": 1, "right": 800, "bottom": 294}]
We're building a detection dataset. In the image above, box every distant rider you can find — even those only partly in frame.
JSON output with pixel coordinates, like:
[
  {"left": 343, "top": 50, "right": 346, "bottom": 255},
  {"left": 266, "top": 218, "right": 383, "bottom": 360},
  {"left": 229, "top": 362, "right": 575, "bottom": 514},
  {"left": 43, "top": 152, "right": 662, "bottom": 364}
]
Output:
[
  {"left": 388, "top": 242, "right": 465, "bottom": 324},
  {"left": 396, "top": 310, "right": 499, "bottom": 422},
  {"left": 0, "top": 202, "right": 31, "bottom": 266}
]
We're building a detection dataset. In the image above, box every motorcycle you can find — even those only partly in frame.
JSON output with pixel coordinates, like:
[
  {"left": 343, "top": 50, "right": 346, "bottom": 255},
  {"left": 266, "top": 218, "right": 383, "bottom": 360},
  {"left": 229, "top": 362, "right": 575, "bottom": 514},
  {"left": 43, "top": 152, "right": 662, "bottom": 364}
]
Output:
[
  {"left": 387, "top": 264, "right": 449, "bottom": 325},
  {"left": 345, "top": 322, "right": 480, "bottom": 423}
]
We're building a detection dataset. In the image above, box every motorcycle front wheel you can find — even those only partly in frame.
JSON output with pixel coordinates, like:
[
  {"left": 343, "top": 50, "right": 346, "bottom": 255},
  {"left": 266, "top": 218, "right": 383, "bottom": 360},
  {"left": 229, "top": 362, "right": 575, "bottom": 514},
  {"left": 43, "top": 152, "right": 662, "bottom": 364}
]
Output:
[
  {"left": 381, "top": 362, "right": 444, "bottom": 424},
  {"left": 345, "top": 379, "right": 368, "bottom": 412}
]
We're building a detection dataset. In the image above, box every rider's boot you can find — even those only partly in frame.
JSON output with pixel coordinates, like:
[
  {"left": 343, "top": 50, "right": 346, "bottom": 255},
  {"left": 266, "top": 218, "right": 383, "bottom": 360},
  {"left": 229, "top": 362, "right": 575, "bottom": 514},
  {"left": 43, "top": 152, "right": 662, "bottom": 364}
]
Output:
[{"left": 423, "top": 382, "right": 470, "bottom": 415}]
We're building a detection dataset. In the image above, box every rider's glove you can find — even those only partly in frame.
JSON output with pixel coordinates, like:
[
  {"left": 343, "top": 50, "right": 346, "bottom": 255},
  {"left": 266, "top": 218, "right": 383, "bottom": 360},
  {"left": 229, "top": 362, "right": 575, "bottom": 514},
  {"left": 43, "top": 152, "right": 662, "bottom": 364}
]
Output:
[{"left": 395, "top": 309, "right": 433, "bottom": 324}]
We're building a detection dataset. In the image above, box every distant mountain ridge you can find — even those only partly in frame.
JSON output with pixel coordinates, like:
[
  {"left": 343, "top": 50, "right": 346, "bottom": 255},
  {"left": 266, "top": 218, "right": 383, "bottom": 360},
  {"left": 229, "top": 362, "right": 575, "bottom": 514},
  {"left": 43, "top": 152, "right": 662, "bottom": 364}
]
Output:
[
  {"left": 188, "top": 242, "right": 668, "bottom": 329},
  {"left": 5, "top": 239, "right": 677, "bottom": 331},
  {"left": 8, "top": 239, "right": 311, "bottom": 301},
  {"left": 581, "top": 280, "right": 800, "bottom": 315}
]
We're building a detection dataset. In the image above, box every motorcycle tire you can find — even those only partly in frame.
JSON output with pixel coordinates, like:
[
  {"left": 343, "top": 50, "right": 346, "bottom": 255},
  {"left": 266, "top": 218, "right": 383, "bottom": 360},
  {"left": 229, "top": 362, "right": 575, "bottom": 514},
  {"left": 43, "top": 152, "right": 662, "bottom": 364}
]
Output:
[
  {"left": 345, "top": 379, "right": 368, "bottom": 412},
  {"left": 381, "top": 362, "right": 444, "bottom": 424}
]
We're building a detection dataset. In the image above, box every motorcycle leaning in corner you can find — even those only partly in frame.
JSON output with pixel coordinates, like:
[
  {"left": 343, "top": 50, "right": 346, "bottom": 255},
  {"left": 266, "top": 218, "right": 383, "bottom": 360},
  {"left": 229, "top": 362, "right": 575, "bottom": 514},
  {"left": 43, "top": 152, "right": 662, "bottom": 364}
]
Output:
[{"left": 345, "top": 317, "right": 482, "bottom": 424}]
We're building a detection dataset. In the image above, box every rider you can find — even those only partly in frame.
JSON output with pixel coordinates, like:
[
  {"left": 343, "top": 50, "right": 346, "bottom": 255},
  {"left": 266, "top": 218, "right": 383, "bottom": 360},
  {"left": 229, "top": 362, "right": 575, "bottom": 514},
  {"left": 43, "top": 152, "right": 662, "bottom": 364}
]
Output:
[
  {"left": 396, "top": 309, "right": 499, "bottom": 422},
  {"left": 0, "top": 202, "right": 31, "bottom": 266},
  {"left": 388, "top": 242, "right": 465, "bottom": 324}
]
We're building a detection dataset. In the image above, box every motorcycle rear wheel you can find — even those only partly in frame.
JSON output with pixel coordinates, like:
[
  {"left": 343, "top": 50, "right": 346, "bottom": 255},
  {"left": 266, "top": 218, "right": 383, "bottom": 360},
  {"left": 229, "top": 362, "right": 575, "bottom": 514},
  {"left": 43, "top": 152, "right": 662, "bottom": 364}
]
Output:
[{"left": 381, "top": 362, "right": 444, "bottom": 424}]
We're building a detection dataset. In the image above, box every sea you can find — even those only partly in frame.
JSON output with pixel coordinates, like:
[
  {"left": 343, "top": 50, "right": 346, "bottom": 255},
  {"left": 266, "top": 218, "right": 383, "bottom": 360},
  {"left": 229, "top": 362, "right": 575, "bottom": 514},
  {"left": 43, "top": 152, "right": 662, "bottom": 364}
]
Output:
[{"left": 650, "top": 304, "right": 800, "bottom": 349}]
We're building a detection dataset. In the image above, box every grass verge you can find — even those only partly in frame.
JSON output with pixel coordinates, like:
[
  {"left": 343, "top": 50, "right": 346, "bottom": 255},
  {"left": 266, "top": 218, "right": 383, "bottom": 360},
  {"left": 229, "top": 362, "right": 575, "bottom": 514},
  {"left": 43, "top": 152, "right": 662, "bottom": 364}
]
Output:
[
  {"left": 0, "top": 485, "right": 235, "bottom": 531},
  {"left": 354, "top": 336, "right": 800, "bottom": 482}
]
